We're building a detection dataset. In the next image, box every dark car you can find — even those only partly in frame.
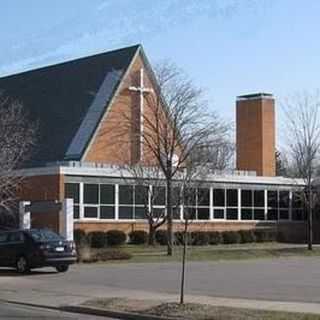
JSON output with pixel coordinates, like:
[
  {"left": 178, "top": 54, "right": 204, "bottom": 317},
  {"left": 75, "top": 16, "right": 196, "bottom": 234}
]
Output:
[{"left": 0, "top": 229, "right": 77, "bottom": 273}]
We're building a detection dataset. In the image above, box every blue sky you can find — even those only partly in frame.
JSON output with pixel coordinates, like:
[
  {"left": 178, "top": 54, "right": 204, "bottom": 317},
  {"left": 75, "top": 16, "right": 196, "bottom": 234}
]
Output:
[{"left": 1, "top": 0, "right": 320, "bottom": 132}]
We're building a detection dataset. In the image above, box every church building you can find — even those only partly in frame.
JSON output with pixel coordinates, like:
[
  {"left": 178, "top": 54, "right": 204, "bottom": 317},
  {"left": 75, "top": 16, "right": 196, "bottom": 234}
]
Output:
[{"left": 0, "top": 44, "right": 306, "bottom": 241}]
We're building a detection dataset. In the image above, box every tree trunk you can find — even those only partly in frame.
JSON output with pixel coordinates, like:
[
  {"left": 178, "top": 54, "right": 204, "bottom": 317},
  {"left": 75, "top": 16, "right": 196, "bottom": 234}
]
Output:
[
  {"left": 308, "top": 184, "right": 313, "bottom": 251},
  {"left": 148, "top": 224, "right": 156, "bottom": 246},
  {"left": 180, "top": 219, "right": 188, "bottom": 304},
  {"left": 166, "top": 165, "right": 173, "bottom": 256}
]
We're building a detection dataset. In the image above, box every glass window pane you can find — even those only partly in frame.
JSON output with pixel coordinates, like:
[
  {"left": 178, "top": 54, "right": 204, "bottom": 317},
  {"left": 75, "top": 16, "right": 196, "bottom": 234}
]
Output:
[
  {"left": 213, "top": 189, "right": 225, "bottom": 207},
  {"left": 119, "top": 206, "right": 133, "bottom": 219},
  {"left": 119, "top": 185, "right": 133, "bottom": 205},
  {"left": 135, "top": 207, "right": 146, "bottom": 219},
  {"left": 183, "top": 207, "right": 196, "bottom": 220},
  {"left": 268, "top": 191, "right": 278, "bottom": 208},
  {"left": 154, "top": 207, "right": 166, "bottom": 218},
  {"left": 154, "top": 187, "right": 166, "bottom": 205},
  {"left": 184, "top": 188, "right": 196, "bottom": 206},
  {"left": 214, "top": 209, "right": 224, "bottom": 219},
  {"left": 227, "top": 189, "right": 238, "bottom": 207},
  {"left": 267, "top": 209, "right": 278, "bottom": 220},
  {"left": 135, "top": 186, "right": 148, "bottom": 205},
  {"left": 100, "top": 206, "right": 115, "bottom": 219},
  {"left": 293, "top": 192, "right": 303, "bottom": 208},
  {"left": 173, "top": 207, "right": 180, "bottom": 219},
  {"left": 198, "top": 188, "right": 209, "bottom": 206},
  {"left": 254, "top": 190, "right": 264, "bottom": 207},
  {"left": 279, "top": 210, "right": 289, "bottom": 220},
  {"left": 84, "top": 206, "right": 98, "bottom": 218},
  {"left": 241, "top": 208, "right": 252, "bottom": 220},
  {"left": 254, "top": 209, "right": 265, "bottom": 220},
  {"left": 226, "top": 208, "right": 238, "bottom": 220},
  {"left": 292, "top": 209, "right": 303, "bottom": 221},
  {"left": 172, "top": 187, "right": 181, "bottom": 206},
  {"left": 84, "top": 184, "right": 98, "bottom": 204},
  {"left": 198, "top": 208, "right": 209, "bottom": 220},
  {"left": 65, "top": 183, "right": 79, "bottom": 203},
  {"left": 100, "top": 185, "right": 114, "bottom": 204},
  {"left": 279, "top": 191, "right": 290, "bottom": 208},
  {"left": 73, "top": 205, "right": 79, "bottom": 219},
  {"left": 241, "top": 190, "right": 252, "bottom": 207}
]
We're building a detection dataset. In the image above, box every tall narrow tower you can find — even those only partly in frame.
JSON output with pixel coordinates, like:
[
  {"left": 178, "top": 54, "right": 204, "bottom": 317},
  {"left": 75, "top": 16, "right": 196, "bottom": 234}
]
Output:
[{"left": 236, "top": 93, "right": 275, "bottom": 176}]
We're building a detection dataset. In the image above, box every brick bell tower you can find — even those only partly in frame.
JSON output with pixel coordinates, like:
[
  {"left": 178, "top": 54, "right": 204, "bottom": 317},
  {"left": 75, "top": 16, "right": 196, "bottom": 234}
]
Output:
[{"left": 236, "top": 93, "right": 275, "bottom": 176}]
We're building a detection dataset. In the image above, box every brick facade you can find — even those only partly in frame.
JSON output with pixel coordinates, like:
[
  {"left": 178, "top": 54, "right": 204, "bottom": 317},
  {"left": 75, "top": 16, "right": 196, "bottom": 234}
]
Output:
[{"left": 236, "top": 94, "right": 275, "bottom": 176}]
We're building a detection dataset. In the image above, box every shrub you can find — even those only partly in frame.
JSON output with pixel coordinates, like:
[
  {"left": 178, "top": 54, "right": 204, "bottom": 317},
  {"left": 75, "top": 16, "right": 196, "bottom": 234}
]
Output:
[
  {"left": 129, "top": 230, "right": 148, "bottom": 245},
  {"left": 96, "top": 249, "right": 132, "bottom": 261},
  {"left": 106, "top": 230, "right": 126, "bottom": 246},
  {"left": 254, "top": 228, "right": 277, "bottom": 242},
  {"left": 191, "top": 231, "right": 210, "bottom": 246},
  {"left": 155, "top": 230, "right": 167, "bottom": 245},
  {"left": 239, "top": 230, "right": 256, "bottom": 243},
  {"left": 74, "top": 229, "right": 87, "bottom": 247},
  {"left": 174, "top": 231, "right": 193, "bottom": 245},
  {"left": 222, "top": 231, "right": 241, "bottom": 244},
  {"left": 208, "top": 231, "right": 223, "bottom": 245},
  {"left": 88, "top": 231, "right": 107, "bottom": 248}
]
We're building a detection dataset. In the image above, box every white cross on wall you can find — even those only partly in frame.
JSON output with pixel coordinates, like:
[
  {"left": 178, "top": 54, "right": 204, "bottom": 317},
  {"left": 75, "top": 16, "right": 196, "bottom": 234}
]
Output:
[{"left": 129, "top": 68, "right": 153, "bottom": 161}]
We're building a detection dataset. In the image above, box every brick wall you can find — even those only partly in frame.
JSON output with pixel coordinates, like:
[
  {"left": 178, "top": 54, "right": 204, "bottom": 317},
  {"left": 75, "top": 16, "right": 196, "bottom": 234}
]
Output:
[{"left": 236, "top": 96, "right": 275, "bottom": 176}]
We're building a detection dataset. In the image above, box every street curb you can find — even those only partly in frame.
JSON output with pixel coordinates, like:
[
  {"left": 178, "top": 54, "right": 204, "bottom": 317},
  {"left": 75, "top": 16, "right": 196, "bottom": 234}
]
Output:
[
  {"left": 0, "top": 299, "right": 177, "bottom": 320},
  {"left": 62, "top": 305, "right": 178, "bottom": 320}
]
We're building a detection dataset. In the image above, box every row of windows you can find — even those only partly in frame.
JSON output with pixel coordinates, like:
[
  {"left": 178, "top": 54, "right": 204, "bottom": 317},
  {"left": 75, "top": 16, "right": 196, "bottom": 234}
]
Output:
[{"left": 65, "top": 183, "right": 305, "bottom": 221}]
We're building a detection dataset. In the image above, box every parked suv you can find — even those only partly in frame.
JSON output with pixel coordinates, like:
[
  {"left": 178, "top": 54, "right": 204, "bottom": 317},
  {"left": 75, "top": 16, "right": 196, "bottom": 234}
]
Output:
[{"left": 0, "top": 229, "right": 77, "bottom": 273}]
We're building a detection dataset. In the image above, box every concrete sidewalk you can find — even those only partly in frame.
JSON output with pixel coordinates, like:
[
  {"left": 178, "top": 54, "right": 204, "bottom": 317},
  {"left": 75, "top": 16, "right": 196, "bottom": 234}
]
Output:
[{"left": 2, "top": 282, "right": 320, "bottom": 316}]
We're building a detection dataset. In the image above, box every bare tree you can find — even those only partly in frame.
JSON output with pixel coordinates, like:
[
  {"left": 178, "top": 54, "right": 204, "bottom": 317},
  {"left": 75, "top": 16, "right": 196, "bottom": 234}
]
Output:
[
  {"left": 0, "top": 93, "right": 37, "bottom": 223},
  {"left": 282, "top": 91, "right": 320, "bottom": 250},
  {"left": 140, "top": 62, "right": 231, "bottom": 256},
  {"left": 119, "top": 163, "right": 167, "bottom": 245}
]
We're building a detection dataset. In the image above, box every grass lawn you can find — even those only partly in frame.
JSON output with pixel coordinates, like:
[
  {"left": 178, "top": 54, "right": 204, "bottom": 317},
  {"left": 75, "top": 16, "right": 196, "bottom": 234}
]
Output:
[
  {"left": 83, "top": 297, "right": 320, "bottom": 319},
  {"left": 86, "top": 242, "right": 320, "bottom": 264}
]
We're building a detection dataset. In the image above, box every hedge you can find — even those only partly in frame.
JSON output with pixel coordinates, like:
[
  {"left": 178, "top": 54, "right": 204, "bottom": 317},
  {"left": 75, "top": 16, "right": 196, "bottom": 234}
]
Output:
[
  {"left": 155, "top": 230, "right": 167, "bottom": 245},
  {"left": 106, "top": 230, "right": 127, "bottom": 246},
  {"left": 191, "top": 231, "right": 210, "bottom": 246},
  {"left": 222, "top": 231, "right": 241, "bottom": 244},
  {"left": 129, "top": 230, "right": 148, "bottom": 244},
  {"left": 88, "top": 231, "right": 107, "bottom": 248},
  {"left": 208, "top": 231, "right": 223, "bottom": 245},
  {"left": 239, "top": 230, "right": 256, "bottom": 243}
]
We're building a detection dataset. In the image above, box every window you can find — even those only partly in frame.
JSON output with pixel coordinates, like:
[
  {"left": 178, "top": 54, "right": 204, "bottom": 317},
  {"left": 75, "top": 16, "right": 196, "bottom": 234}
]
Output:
[
  {"left": 267, "top": 191, "right": 278, "bottom": 220},
  {"left": 279, "top": 190, "right": 289, "bottom": 220},
  {"left": 213, "top": 189, "right": 225, "bottom": 207},
  {"left": 154, "top": 187, "right": 165, "bottom": 205},
  {"left": 100, "top": 206, "right": 115, "bottom": 219},
  {"left": 241, "top": 190, "right": 252, "bottom": 220},
  {"left": 253, "top": 190, "right": 265, "bottom": 220},
  {"left": 213, "top": 189, "right": 225, "bottom": 220},
  {"left": 84, "top": 184, "right": 98, "bottom": 204},
  {"left": 65, "top": 183, "right": 80, "bottom": 219},
  {"left": 226, "top": 189, "right": 238, "bottom": 220},
  {"left": 292, "top": 191, "right": 305, "bottom": 221},
  {"left": 84, "top": 206, "right": 98, "bottom": 218},
  {"left": 100, "top": 184, "right": 114, "bottom": 204},
  {"left": 119, "top": 185, "right": 134, "bottom": 219}
]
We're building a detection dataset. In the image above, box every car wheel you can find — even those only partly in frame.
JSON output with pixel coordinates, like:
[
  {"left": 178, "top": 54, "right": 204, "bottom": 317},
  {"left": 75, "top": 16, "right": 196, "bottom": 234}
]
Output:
[
  {"left": 56, "top": 265, "right": 69, "bottom": 273},
  {"left": 16, "top": 256, "right": 29, "bottom": 274}
]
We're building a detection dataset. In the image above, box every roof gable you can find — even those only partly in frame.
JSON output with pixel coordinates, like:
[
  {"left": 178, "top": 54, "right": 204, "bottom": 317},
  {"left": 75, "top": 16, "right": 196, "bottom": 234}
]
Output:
[{"left": 0, "top": 45, "right": 140, "bottom": 167}]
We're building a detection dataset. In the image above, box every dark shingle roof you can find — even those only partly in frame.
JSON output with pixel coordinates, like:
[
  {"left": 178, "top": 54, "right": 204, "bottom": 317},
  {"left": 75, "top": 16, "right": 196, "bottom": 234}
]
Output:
[{"left": 0, "top": 44, "right": 140, "bottom": 167}]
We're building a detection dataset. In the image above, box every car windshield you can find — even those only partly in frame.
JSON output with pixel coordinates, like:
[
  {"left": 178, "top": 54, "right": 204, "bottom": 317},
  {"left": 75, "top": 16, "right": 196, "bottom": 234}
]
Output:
[{"left": 28, "top": 229, "right": 63, "bottom": 242}]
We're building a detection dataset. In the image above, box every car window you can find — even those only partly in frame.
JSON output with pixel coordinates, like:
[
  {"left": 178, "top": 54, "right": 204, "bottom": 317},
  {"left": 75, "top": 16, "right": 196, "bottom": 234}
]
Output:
[
  {"left": 28, "top": 230, "right": 63, "bottom": 242},
  {"left": 0, "top": 233, "right": 8, "bottom": 243},
  {"left": 7, "top": 232, "right": 24, "bottom": 243}
]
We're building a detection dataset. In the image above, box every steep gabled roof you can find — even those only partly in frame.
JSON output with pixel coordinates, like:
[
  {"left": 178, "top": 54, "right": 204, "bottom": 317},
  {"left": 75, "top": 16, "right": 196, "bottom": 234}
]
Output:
[{"left": 0, "top": 44, "right": 140, "bottom": 167}]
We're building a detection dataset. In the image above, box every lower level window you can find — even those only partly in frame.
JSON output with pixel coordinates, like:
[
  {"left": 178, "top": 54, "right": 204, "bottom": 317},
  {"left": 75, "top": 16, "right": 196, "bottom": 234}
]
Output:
[
  {"left": 241, "top": 208, "right": 252, "bottom": 220},
  {"left": 74, "top": 205, "right": 80, "bottom": 219},
  {"left": 213, "top": 209, "right": 224, "bottom": 219},
  {"left": 226, "top": 208, "right": 238, "bottom": 220},
  {"left": 119, "top": 206, "right": 133, "bottom": 219},
  {"left": 279, "top": 210, "right": 289, "bottom": 220},
  {"left": 84, "top": 206, "right": 98, "bottom": 218},
  {"left": 267, "top": 209, "right": 278, "bottom": 220},
  {"left": 100, "top": 206, "right": 115, "bottom": 219},
  {"left": 198, "top": 208, "right": 209, "bottom": 220}
]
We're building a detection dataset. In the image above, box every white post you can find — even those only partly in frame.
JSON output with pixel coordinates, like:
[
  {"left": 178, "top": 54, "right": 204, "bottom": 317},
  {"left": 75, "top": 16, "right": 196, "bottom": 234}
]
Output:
[
  {"left": 19, "top": 201, "right": 31, "bottom": 229},
  {"left": 60, "top": 198, "right": 74, "bottom": 241}
]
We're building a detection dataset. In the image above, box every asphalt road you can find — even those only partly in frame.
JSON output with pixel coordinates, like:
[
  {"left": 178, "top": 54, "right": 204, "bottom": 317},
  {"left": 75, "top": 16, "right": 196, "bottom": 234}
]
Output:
[
  {"left": 1, "top": 257, "right": 320, "bottom": 304},
  {"left": 0, "top": 302, "right": 115, "bottom": 320}
]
